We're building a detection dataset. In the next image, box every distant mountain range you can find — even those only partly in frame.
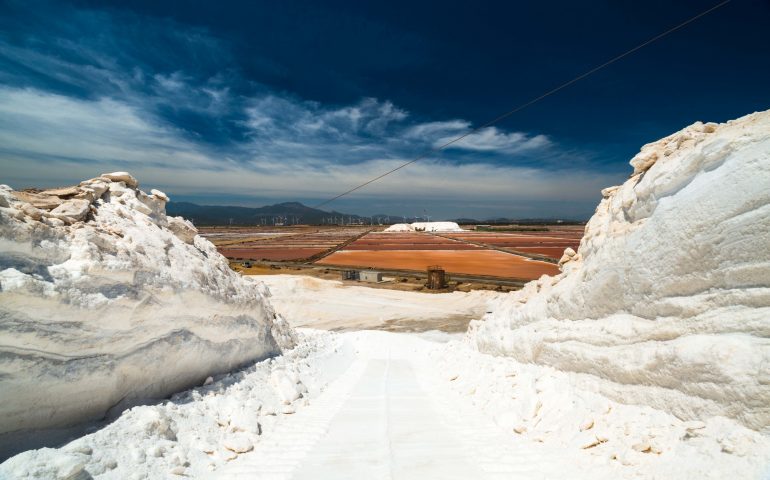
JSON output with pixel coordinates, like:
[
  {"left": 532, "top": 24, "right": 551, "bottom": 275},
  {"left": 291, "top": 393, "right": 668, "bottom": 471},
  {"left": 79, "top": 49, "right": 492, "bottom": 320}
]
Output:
[
  {"left": 166, "top": 201, "right": 354, "bottom": 226},
  {"left": 166, "top": 201, "right": 584, "bottom": 226},
  {"left": 166, "top": 201, "right": 421, "bottom": 226}
]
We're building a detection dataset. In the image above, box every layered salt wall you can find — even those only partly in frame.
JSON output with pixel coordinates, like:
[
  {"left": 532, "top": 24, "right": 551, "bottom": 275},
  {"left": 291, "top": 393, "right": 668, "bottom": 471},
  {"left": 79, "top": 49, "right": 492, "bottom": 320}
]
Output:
[
  {"left": 469, "top": 110, "right": 770, "bottom": 432},
  {"left": 0, "top": 173, "right": 296, "bottom": 458}
]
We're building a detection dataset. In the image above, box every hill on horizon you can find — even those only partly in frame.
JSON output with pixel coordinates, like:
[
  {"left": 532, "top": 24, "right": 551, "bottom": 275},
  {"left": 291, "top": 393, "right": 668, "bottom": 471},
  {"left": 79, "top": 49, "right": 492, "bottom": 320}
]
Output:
[
  {"left": 166, "top": 201, "right": 364, "bottom": 226},
  {"left": 166, "top": 201, "right": 585, "bottom": 226}
]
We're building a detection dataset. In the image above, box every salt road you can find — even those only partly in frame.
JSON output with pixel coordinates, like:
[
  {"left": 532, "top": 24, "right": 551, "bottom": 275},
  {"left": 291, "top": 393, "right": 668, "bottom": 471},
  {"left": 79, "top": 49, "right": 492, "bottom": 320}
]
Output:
[{"left": 212, "top": 331, "right": 596, "bottom": 480}]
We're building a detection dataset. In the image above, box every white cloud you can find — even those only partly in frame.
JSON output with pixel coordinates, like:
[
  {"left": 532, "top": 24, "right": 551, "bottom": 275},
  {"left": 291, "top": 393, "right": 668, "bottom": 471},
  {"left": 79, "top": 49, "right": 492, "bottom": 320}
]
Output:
[
  {"left": 436, "top": 127, "right": 551, "bottom": 153},
  {"left": 0, "top": 87, "right": 215, "bottom": 169},
  {"left": 403, "top": 120, "right": 469, "bottom": 139},
  {"left": 244, "top": 96, "right": 409, "bottom": 141},
  {"left": 153, "top": 72, "right": 187, "bottom": 92},
  {"left": 403, "top": 121, "right": 551, "bottom": 154},
  {"left": 237, "top": 95, "right": 557, "bottom": 173}
]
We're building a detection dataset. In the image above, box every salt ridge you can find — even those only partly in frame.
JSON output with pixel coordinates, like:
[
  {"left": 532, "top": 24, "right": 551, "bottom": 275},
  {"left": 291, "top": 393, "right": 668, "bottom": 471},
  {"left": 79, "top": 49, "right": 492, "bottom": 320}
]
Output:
[
  {"left": 469, "top": 110, "right": 770, "bottom": 432},
  {"left": 0, "top": 173, "right": 295, "bottom": 458}
]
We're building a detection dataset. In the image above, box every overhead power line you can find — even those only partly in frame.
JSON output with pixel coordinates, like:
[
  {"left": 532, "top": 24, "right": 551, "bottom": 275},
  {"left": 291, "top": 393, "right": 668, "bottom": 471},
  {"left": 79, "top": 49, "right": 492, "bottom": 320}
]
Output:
[{"left": 313, "top": 0, "right": 731, "bottom": 210}]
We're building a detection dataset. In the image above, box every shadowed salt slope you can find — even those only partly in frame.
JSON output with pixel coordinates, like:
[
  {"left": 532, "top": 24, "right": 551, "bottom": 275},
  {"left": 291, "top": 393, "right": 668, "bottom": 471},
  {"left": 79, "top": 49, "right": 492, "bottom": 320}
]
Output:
[
  {"left": 0, "top": 173, "right": 295, "bottom": 458},
  {"left": 470, "top": 110, "right": 770, "bottom": 432}
]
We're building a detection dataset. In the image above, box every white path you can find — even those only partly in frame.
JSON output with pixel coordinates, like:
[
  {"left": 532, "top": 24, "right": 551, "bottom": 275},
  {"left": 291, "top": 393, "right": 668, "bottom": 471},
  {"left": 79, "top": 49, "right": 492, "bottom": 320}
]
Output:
[
  {"left": 5, "top": 329, "right": 761, "bottom": 479},
  {"left": 211, "top": 332, "right": 597, "bottom": 480}
]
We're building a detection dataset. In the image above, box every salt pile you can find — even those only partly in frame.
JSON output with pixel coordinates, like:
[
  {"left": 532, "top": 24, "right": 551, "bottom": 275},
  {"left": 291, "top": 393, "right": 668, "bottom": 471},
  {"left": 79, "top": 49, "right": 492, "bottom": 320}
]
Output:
[
  {"left": 469, "top": 110, "right": 770, "bottom": 432},
  {"left": 382, "top": 223, "right": 414, "bottom": 232},
  {"left": 0, "top": 172, "right": 295, "bottom": 458},
  {"left": 384, "top": 221, "right": 464, "bottom": 232}
]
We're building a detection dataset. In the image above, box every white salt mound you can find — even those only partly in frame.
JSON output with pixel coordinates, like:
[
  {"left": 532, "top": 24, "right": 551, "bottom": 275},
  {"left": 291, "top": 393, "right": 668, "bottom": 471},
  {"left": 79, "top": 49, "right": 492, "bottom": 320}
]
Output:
[
  {"left": 383, "top": 223, "right": 414, "bottom": 232},
  {"left": 469, "top": 110, "right": 770, "bottom": 432},
  {"left": 384, "top": 221, "right": 463, "bottom": 232},
  {"left": 0, "top": 173, "right": 295, "bottom": 457}
]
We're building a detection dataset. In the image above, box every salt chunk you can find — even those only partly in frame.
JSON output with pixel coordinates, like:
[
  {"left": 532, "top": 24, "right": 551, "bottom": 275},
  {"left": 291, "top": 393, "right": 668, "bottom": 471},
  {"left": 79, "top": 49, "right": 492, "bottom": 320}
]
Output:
[
  {"left": 170, "top": 466, "right": 186, "bottom": 475},
  {"left": 579, "top": 418, "right": 594, "bottom": 431},
  {"left": 151, "top": 188, "right": 169, "bottom": 202},
  {"left": 223, "top": 434, "right": 253, "bottom": 453},
  {"left": 49, "top": 199, "right": 90, "bottom": 222},
  {"left": 101, "top": 171, "right": 138, "bottom": 188}
]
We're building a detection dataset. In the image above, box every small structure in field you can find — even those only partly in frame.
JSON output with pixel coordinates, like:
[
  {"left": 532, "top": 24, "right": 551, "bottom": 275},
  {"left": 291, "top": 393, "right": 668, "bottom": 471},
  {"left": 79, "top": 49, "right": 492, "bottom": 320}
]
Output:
[
  {"left": 426, "top": 265, "right": 446, "bottom": 290},
  {"left": 360, "top": 270, "right": 383, "bottom": 283},
  {"left": 341, "top": 270, "right": 360, "bottom": 281}
]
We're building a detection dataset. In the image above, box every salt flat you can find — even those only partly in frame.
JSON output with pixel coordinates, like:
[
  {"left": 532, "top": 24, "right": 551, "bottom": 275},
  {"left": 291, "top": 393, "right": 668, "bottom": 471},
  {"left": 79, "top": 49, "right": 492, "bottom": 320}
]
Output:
[{"left": 251, "top": 274, "right": 501, "bottom": 332}]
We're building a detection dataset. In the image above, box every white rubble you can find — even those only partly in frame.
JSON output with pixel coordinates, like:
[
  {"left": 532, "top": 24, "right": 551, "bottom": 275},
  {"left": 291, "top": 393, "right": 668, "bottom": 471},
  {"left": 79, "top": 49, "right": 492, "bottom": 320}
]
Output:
[
  {"left": 383, "top": 221, "right": 464, "bottom": 232},
  {"left": 431, "top": 336, "right": 770, "bottom": 479},
  {"left": 0, "top": 173, "right": 295, "bottom": 458},
  {"left": 468, "top": 110, "right": 770, "bottom": 432}
]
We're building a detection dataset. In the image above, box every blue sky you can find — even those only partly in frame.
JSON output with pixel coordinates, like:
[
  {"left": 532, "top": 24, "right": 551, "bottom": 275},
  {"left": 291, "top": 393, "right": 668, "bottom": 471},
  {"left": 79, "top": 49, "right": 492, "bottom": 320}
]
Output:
[{"left": 1, "top": 0, "right": 768, "bottom": 219}]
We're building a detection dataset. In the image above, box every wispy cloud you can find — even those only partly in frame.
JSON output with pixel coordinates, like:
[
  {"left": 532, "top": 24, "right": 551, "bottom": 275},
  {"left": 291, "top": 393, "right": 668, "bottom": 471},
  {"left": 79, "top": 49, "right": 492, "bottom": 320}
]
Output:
[
  {"left": 0, "top": 87, "right": 214, "bottom": 170},
  {"left": 438, "top": 127, "right": 551, "bottom": 153},
  {"left": 405, "top": 121, "right": 551, "bottom": 153},
  {"left": 243, "top": 96, "right": 409, "bottom": 141}
]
